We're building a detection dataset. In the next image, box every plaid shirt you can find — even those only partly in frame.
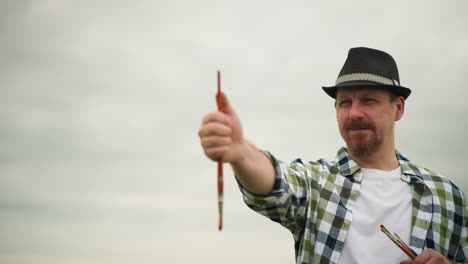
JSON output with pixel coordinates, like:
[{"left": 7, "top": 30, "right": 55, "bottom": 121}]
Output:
[{"left": 239, "top": 148, "right": 468, "bottom": 263}]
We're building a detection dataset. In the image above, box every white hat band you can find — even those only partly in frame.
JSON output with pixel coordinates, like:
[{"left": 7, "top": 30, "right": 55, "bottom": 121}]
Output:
[{"left": 335, "top": 73, "right": 399, "bottom": 86}]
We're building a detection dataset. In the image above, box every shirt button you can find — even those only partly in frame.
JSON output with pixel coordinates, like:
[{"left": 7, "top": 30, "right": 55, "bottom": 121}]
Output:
[
  {"left": 343, "top": 220, "right": 351, "bottom": 227},
  {"left": 350, "top": 190, "right": 358, "bottom": 197}
]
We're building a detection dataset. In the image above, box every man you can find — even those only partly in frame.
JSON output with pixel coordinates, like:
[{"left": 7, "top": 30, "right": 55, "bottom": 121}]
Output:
[{"left": 198, "top": 47, "right": 467, "bottom": 263}]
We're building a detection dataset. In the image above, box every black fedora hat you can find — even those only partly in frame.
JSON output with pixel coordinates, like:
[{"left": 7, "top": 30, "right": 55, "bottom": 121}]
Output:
[{"left": 322, "top": 47, "right": 411, "bottom": 99}]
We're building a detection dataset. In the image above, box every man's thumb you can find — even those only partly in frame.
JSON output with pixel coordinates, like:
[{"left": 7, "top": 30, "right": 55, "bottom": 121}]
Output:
[{"left": 216, "top": 91, "right": 234, "bottom": 114}]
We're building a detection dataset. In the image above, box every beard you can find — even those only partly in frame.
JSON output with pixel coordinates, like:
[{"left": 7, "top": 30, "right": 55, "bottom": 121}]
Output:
[{"left": 341, "top": 120, "right": 382, "bottom": 158}]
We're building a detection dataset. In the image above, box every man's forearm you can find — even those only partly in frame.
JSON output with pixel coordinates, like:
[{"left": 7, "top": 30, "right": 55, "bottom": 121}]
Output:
[{"left": 230, "top": 143, "right": 276, "bottom": 196}]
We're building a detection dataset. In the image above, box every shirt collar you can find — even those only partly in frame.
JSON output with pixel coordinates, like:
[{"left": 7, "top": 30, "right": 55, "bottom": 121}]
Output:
[
  {"left": 335, "top": 147, "right": 361, "bottom": 177},
  {"left": 335, "top": 147, "right": 424, "bottom": 183},
  {"left": 396, "top": 150, "right": 424, "bottom": 183}
]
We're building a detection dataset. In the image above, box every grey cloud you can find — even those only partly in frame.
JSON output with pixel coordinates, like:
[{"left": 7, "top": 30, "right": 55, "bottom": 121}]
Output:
[{"left": 1, "top": 1, "right": 467, "bottom": 263}]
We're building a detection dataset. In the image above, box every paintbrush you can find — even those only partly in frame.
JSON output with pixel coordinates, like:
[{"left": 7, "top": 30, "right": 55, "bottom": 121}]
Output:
[
  {"left": 215, "top": 70, "right": 223, "bottom": 231},
  {"left": 380, "top": 225, "right": 417, "bottom": 259}
]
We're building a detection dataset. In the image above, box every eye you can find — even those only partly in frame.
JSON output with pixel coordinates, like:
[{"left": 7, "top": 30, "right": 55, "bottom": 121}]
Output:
[
  {"left": 338, "top": 100, "right": 352, "bottom": 107},
  {"left": 363, "top": 97, "right": 378, "bottom": 104}
]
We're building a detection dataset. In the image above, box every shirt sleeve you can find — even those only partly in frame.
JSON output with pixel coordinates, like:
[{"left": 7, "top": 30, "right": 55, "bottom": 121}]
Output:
[
  {"left": 454, "top": 190, "right": 468, "bottom": 263},
  {"left": 237, "top": 151, "right": 313, "bottom": 236}
]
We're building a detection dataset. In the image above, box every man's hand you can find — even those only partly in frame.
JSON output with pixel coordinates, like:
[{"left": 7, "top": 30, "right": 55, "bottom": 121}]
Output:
[
  {"left": 400, "top": 249, "right": 457, "bottom": 264},
  {"left": 198, "top": 92, "right": 247, "bottom": 164},
  {"left": 198, "top": 92, "right": 275, "bottom": 195}
]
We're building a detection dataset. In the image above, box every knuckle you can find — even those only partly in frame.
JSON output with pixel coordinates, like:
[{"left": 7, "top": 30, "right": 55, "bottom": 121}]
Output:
[
  {"left": 204, "top": 148, "right": 214, "bottom": 157},
  {"left": 202, "top": 112, "right": 216, "bottom": 123},
  {"left": 205, "top": 148, "right": 221, "bottom": 161},
  {"left": 203, "top": 149, "right": 210, "bottom": 158},
  {"left": 200, "top": 138, "right": 210, "bottom": 148},
  {"left": 210, "top": 138, "right": 217, "bottom": 147}
]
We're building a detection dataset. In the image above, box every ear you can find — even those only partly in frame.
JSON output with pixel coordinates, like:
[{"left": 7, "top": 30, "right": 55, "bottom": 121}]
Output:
[{"left": 395, "top": 96, "right": 405, "bottom": 121}]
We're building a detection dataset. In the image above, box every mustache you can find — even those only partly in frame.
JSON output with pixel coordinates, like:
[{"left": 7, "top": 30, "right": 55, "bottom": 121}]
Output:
[{"left": 346, "top": 120, "right": 375, "bottom": 131}]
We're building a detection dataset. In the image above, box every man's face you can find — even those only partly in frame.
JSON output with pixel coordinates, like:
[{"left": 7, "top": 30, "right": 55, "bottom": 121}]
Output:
[{"left": 335, "top": 87, "right": 403, "bottom": 157}]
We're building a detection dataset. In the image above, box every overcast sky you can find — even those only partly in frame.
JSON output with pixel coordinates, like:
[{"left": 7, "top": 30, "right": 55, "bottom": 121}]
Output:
[{"left": 1, "top": 1, "right": 467, "bottom": 263}]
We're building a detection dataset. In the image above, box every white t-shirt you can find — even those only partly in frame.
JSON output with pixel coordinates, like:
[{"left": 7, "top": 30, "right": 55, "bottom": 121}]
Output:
[{"left": 338, "top": 167, "right": 413, "bottom": 264}]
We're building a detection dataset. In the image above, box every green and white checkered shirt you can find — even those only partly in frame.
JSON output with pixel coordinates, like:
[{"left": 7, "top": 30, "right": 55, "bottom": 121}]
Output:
[{"left": 239, "top": 148, "right": 468, "bottom": 263}]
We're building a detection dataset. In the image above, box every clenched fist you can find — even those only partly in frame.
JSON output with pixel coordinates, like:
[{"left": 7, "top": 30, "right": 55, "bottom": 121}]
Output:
[{"left": 198, "top": 92, "right": 247, "bottom": 164}]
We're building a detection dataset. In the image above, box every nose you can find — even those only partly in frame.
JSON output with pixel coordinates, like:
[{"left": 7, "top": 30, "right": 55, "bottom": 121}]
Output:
[{"left": 349, "top": 102, "right": 365, "bottom": 120}]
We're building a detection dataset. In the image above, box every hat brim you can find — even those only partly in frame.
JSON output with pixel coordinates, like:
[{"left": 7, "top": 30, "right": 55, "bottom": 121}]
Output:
[{"left": 322, "top": 81, "right": 411, "bottom": 99}]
